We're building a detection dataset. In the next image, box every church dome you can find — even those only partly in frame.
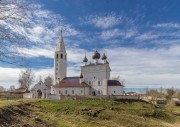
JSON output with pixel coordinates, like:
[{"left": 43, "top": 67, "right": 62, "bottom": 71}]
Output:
[
  {"left": 83, "top": 55, "right": 88, "bottom": 62},
  {"left": 101, "top": 53, "right": 107, "bottom": 60},
  {"left": 92, "top": 50, "right": 100, "bottom": 59}
]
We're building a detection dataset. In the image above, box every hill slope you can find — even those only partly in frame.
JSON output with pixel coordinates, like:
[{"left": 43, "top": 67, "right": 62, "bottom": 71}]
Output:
[{"left": 0, "top": 99, "right": 178, "bottom": 127}]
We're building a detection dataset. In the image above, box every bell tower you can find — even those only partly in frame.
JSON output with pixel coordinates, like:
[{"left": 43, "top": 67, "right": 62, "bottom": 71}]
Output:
[{"left": 54, "top": 29, "right": 67, "bottom": 83}]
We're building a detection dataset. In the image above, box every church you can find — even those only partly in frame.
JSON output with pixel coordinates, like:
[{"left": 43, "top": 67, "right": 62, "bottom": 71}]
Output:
[{"left": 26, "top": 29, "right": 124, "bottom": 99}]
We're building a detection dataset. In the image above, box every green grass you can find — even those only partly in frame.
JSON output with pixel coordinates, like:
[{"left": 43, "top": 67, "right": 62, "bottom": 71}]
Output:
[
  {"left": 33, "top": 99, "right": 176, "bottom": 127},
  {"left": 0, "top": 98, "right": 178, "bottom": 127}
]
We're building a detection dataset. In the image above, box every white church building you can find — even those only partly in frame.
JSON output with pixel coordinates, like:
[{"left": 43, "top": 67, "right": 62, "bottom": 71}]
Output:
[{"left": 26, "top": 30, "right": 124, "bottom": 99}]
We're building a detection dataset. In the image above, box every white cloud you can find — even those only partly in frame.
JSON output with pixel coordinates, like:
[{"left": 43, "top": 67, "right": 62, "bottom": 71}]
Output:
[
  {"left": 0, "top": 67, "right": 54, "bottom": 89},
  {"left": 100, "top": 28, "right": 124, "bottom": 40},
  {"left": 17, "top": 47, "right": 54, "bottom": 58},
  {"left": 104, "top": 45, "right": 180, "bottom": 88},
  {"left": 85, "top": 13, "right": 122, "bottom": 29},
  {"left": 1, "top": 45, "right": 180, "bottom": 89},
  {"left": 153, "top": 23, "right": 180, "bottom": 29},
  {"left": 135, "top": 32, "right": 159, "bottom": 41},
  {"left": 125, "top": 29, "right": 138, "bottom": 38}
]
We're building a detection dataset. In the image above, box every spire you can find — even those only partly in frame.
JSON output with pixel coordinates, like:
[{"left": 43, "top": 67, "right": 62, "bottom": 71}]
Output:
[
  {"left": 56, "top": 26, "right": 66, "bottom": 52},
  {"left": 83, "top": 52, "right": 88, "bottom": 63}
]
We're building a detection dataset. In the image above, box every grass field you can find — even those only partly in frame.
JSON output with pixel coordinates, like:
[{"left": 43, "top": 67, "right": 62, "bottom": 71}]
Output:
[{"left": 0, "top": 98, "right": 179, "bottom": 127}]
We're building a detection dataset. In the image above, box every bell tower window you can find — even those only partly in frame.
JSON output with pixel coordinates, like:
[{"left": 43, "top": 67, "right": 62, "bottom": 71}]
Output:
[{"left": 61, "top": 54, "right": 63, "bottom": 59}]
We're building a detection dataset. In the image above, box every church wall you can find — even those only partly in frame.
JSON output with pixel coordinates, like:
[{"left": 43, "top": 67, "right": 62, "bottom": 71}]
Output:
[
  {"left": 107, "top": 86, "right": 124, "bottom": 95},
  {"left": 30, "top": 81, "right": 51, "bottom": 98},
  {"left": 54, "top": 87, "right": 89, "bottom": 95},
  {"left": 54, "top": 51, "right": 67, "bottom": 83},
  {"left": 81, "top": 64, "right": 111, "bottom": 95},
  {"left": 23, "top": 93, "right": 32, "bottom": 98}
]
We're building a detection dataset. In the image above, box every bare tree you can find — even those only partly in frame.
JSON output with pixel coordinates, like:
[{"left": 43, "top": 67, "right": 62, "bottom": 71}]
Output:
[
  {"left": 176, "top": 90, "right": 180, "bottom": 99},
  {"left": 146, "top": 89, "right": 165, "bottom": 104},
  {"left": 166, "top": 88, "right": 175, "bottom": 100},
  {"left": 18, "top": 68, "right": 34, "bottom": 90},
  {"left": 0, "top": 0, "right": 33, "bottom": 65},
  {"left": 44, "top": 75, "right": 53, "bottom": 87},
  {"left": 0, "top": 86, "right": 6, "bottom": 91},
  {"left": 9, "top": 85, "right": 15, "bottom": 92}
]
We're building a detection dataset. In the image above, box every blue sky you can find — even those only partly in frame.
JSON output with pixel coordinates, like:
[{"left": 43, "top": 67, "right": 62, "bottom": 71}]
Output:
[{"left": 1, "top": 0, "right": 180, "bottom": 89}]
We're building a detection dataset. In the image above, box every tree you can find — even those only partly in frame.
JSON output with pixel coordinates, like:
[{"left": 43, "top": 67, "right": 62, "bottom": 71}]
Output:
[
  {"left": 0, "top": 86, "right": 6, "bottom": 91},
  {"left": 176, "top": 90, "right": 180, "bottom": 99},
  {"left": 166, "top": 88, "right": 175, "bottom": 100},
  {"left": 9, "top": 85, "right": 15, "bottom": 92},
  {"left": 0, "top": 0, "right": 33, "bottom": 65},
  {"left": 146, "top": 89, "right": 166, "bottom": 104},
  {"left": 44, "top": 75, "right": 53, "bottom": 87},
  {"left": 18, "top": 68, "right": 34, "bottom": 89},
  {"left": 166, "top": 101, "right": 175, "bottom": 113},
  {"left": 111, "top": 76, "right": 126, "bottom": 86}
]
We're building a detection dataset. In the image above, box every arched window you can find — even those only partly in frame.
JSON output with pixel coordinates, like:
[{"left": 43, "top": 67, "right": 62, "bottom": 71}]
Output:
[{"left": 61, "top": 54, "right": 63, "bottom": 59}]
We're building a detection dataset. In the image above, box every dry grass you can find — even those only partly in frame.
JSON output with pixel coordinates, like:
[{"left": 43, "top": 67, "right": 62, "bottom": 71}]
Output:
[{"left": 0, "top": 98, "right": 178, "bottom": 127}]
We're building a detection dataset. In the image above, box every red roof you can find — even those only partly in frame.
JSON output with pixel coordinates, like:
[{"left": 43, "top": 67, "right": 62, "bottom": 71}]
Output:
[
  {"left": 53, "top": 77, "right": 89, "bottom": 88},
  {"left": 53, "top": 77, "right": 121, "bottom": 88}
]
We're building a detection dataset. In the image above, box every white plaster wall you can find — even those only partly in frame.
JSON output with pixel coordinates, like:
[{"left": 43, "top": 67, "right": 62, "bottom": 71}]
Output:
[
  {"left": 31, "top": 81, "right": 51, "bottom": 98},
  {"left": 23, "top": 93, "right": 32, "bottom": 98},
  {"left": 81, "top": 64, "right": 111, "bottom": 95},
  {"left": 107, "top": 86, "right": 124, "bottom": 95},
  {"left": 54, "top": 51, "right": 67, "bottom": 83},
  {"left": 55, "top": 87, "right": 89, "bottom": 95}
]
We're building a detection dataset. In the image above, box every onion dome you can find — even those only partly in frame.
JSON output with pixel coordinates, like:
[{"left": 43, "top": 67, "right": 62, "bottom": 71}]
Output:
[
  {"left": 83, "top": 55, "right": 88, "bottom": 62},
  {"left": 80, "top": 73, "right": 83, "bottom": 79},
  {"left": 101, "top": 53, "right": 107, "bottom": 60},
  {"left": 92, "top": 50, "right": 101, "bottom": 59}
]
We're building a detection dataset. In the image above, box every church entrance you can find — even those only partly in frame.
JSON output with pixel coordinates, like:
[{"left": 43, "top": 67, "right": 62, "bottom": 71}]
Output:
[
  {"left": 92, "top": 91, "right": 96, "bottom": 96},
  {"left": 37, "top": 89, "right": 42, "bottom": 98}
]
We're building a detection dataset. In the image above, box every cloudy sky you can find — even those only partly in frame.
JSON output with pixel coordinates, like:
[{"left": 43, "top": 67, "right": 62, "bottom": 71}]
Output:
[{"left": 1, "top": 0, "right": 180, "bottom": 89}]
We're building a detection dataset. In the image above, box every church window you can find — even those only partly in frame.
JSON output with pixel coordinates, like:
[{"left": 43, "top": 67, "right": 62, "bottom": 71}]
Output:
[
  {"left": 61, "top": 54, "right": 63, "bottom": 59},
  {"left": 65, "top": 90, "right": 68, "bottom": 94},
  {"left": 59, "top": 90, "right": 61, "bottom": 94},
  {"left": 72, "top": 90, "right": 74, "bottom": 94},
  {"left": 81, "top": 90, "right": 83, "bottom": 94},
  {"left": 94, "top": 76, "right": 96, "bottom": 79},
  {"left": 65, "top": 55, "right": 66, "bottom": 60},
  {"left": 56, "top": 54, "right": 58, "bottom": 59},
  {"left": 98, "top": 81, "right": 101, "bottom": 85},
  {"left": 89, "top": 81, "right": 91, "bottom": 85},
  {"left": 114, "top": 91, "right": 116, "bottom": 93}
]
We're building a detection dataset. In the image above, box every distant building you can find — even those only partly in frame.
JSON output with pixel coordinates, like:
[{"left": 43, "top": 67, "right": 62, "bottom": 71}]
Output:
[
  {"left": 31, "top": 80, "right": 51, "bottom": 98},
  {"left": 15, "top": 86, "right": 29, "bottom": 94}
]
